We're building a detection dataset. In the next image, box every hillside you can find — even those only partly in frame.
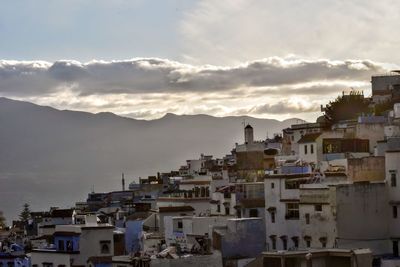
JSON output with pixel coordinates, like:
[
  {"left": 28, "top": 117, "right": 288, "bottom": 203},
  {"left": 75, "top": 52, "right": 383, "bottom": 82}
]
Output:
[{"left": 0, "top": 97, "right": 301, "bottom": 220}]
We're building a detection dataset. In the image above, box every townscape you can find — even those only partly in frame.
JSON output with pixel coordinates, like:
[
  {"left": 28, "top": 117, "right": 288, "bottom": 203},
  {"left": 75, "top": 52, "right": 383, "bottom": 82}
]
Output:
[{"left": 1, "top": 72, "right": 400, "bottom": 267}]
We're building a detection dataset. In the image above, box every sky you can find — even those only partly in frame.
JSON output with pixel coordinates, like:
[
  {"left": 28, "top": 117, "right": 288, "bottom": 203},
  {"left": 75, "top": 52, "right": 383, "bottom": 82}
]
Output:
[{"left": 1, "top": 0, "right": 400, "bottom": 121}]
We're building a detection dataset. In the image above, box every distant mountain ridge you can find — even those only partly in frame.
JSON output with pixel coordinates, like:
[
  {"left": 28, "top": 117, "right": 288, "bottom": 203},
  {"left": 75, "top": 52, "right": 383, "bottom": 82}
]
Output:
[{"left": 0, "top": 97, "right": 302, "bottom": 221}]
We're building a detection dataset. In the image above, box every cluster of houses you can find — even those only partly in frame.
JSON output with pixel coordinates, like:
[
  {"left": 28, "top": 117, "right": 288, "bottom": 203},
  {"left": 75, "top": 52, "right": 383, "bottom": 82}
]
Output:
[{"left": 1, "top": 72, "right": 400, "bottom": 267}]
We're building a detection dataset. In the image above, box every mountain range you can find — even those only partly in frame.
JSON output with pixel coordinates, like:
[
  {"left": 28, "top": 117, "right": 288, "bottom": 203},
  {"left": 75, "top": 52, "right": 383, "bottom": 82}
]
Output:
[{"left": 0, "top": 97, "right": 302, "bottom": 221}]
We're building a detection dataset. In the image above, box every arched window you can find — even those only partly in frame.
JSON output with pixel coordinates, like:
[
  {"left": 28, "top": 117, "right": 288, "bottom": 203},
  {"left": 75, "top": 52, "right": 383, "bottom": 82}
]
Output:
[{"left": 100, "top": 242, "right": 110, "bottom": 254}]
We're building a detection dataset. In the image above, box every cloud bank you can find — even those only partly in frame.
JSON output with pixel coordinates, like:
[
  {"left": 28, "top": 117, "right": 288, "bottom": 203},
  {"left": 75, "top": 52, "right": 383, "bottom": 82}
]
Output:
[
  {"left": 0, "top": 57, "right": 392, "bottom": 120},
  {"left": 179, "top": 0, "right": 400, "bottom": 65}
]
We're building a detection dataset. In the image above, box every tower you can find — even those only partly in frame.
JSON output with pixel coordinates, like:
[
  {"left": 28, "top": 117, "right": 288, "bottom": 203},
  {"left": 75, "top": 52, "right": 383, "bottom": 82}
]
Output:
[
  {"left": 244, "top": 124, "right": 254, "bottom": 144},
  {"left": 122, "top": 173, "right": 125, "bottom": 191}
]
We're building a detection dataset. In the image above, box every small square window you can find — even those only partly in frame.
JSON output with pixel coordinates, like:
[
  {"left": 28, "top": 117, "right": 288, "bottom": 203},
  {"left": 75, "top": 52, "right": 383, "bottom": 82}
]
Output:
[{"left": 315, "top": 204, "right": 322, "bottom": 212}]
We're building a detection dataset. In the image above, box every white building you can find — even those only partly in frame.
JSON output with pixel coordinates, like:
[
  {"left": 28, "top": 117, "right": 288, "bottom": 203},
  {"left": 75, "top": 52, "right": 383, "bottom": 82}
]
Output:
[
  {"left": 163, "top": 216, "right": 231, "bottom": 247},
  {"left": 31, "top": 221, "right": 115, "bottom": 267},
  {"left": 386, "top": 148, "right": 400, "bottom": 256}
]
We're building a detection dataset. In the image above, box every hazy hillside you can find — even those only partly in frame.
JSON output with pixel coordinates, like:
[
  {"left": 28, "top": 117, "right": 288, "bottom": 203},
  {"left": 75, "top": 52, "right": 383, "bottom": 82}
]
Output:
[{"left": 0, "top": 97, "right": 301, "bottom": 221}]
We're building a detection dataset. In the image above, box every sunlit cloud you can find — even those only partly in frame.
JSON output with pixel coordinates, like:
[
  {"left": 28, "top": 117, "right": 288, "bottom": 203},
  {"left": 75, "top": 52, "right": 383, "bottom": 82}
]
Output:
[{"left": 0, "top": 57, "right": 393, "bottom": 121}]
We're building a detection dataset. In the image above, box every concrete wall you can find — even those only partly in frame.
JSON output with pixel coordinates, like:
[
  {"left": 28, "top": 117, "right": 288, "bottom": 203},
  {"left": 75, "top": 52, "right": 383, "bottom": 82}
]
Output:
[
  {"left": 335, "top": 182, "right": 391, "bottom": 255},
  {"left": 220, "top": 218, "right": 266, "bottom": 260},
  {"left": 372, "top": 75, "right": 400, "bottom": 93},
  {"left": 347, "top": 156, "right": 385, "bottom": 182},
  {"left": 356, "top": 123, "right": 385, "bottom": 152},
  {"left": 300, "top": 187, "right": 337, "bottom": 249},
  {"left": 31, "top": 251, "right": 73, "bottom": 267}
]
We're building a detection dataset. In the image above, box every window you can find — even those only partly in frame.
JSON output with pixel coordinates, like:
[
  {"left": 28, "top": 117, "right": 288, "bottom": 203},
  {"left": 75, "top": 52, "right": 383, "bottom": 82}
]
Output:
[
  {"left": 177, "top": 221, "right": 183, "bottom": 229},
  {"left": 225, "top": 207, "right": 230, "bottom": 215},
  {"left": 271, "top": 182, "right": 275, "bottom": 189},
  {"left": 66, "top": 240, "right": 73, "bottom": 252},
  {"left": 311, "top": 144, "right": 314, "bottom": 154},
  {"left": 320, "top": 237, "right": 327, "bottom": 248},
  {"left": 58, "top": 240, "right": 64, "bottom": 251},
  {"left": 282, "top": 238, "right": 287, "bottom": 250},
  {"left": 249, "top": 209, "right": 259, "bottom": 218},
  {"left": 217, "top": 204, "right": 221, "bottom": 213},
  {"left": 292, "top": 237, "right": 299, "bottom": 248},
  {"left": 315, "top": 204, "right": 322, "bottom": 212},
  {"left": 42, "top": 263, "right": 53, "bottom": 267},
  {"left": 286, "top": 203, "right": 299, "bottom": 219},
  {"left": 100, "top": 241, "right": 111, "bottom": 254},
  {"left": 304, "top": 237, "right": 311, "bottom": 248},
  {"left": 391, "top": 171, "right": 397, "bottom": 187},
  {"left": 394, "top": 206, "right": 398, "bottom": 219},
  {"left": 304, "top": 145, "right": 308, "bottom": 155},
  {"left": 270, "top": 236, "right": 276, "bottom": 250},
  {"left": 305, "top": 213, "right": 310, "bottom": 224},
  {"left": 271, "top": 212, "right": 275, "bottom": 223},
  {"left": 393, "top": 240, "right": 399, "bottom": 257}
]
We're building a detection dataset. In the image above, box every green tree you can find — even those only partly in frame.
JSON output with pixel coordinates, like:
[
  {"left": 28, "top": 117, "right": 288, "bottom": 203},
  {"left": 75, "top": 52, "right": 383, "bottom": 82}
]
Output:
[
  {"left": 19, "top": 203, "right": 31, "bottom": 223},
  {"left": 323, "top": 91, "right": 371, "bottom": 124},
  {"left": 0, "top": 211, "right": 6, "bottom": 230}
]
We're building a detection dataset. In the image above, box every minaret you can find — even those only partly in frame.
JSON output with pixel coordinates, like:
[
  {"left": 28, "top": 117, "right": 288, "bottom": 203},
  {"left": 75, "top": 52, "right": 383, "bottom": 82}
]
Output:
[
  {"left": 244, "top": 124, "right": 254, "bottom": 144},
  {"left": 122, "top": 173, "right": 125, "bottom": 191}
]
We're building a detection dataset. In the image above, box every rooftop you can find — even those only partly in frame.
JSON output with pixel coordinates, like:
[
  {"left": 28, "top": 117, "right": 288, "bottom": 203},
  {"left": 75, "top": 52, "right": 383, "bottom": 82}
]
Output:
[
  {"left": 297, "top": 133, "right": 322, "bottom": 144},
  {"left": 158, "top": 206, "right": 195, "bottom": 213}
]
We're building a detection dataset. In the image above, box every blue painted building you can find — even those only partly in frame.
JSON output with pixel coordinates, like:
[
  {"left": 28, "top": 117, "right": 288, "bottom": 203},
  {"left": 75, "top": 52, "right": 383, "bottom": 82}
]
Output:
[
  {"left": 124, "top": 213, "right": 149, "bottom": 253},
  {"left": 0, "top": 252, "right": 30, "bottom": 267},
  {"left": 53, "top": 231, "right": 80, "bottom": 252}
]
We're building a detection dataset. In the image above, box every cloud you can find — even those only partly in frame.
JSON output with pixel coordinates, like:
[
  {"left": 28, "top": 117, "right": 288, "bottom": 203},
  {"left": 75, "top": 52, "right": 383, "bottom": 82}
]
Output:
[
  {"left": 0, "top": 57, "right": 388, "bottom": 97},
  {"left": 0, "top": 57, "right": 393, "bottom": 121},
  {"left": 179, "top": 0, "right": 400, "bottom": 65},
  {"left": 250, "top": 100, "right": 320, "bottom": 115}
]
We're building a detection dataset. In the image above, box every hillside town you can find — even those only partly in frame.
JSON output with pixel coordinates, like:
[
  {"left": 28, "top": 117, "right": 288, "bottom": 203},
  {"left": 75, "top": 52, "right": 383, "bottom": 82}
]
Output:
[{"left": 1, "top": 72, "right": 400, "bottom": 267}]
